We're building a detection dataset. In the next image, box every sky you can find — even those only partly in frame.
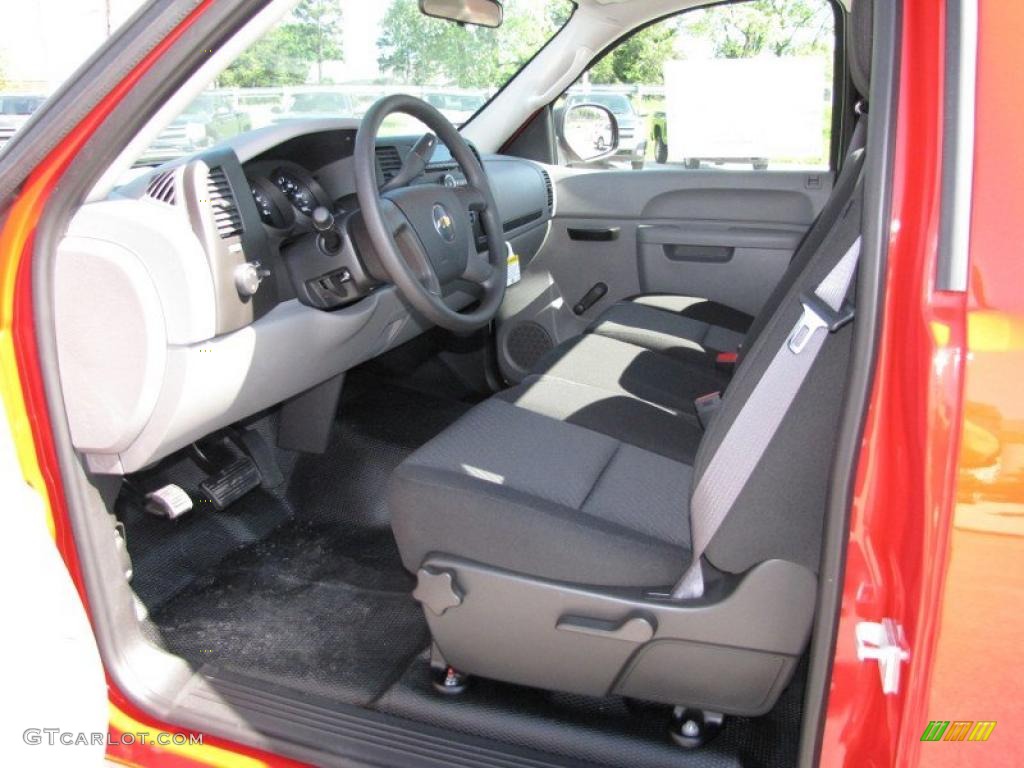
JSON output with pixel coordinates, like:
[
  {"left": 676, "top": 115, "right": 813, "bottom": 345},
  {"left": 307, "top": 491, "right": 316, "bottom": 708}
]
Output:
[{"left": 0, "top": 0, "right": 143, "bottom": 91}]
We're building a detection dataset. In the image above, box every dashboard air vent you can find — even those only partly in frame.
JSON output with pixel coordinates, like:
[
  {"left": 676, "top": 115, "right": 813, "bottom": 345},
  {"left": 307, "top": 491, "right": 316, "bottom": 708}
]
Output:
[
  {"left": 146, "top": 170, "right": 177, "bottom": 205},
  {"left": 375, "top": 145, "right": 403, "bottom": 182},
  {"left": 206, "top": 166, "right": 242, "bottom": 239},
  {"left": 541, "top": 169, "right": 554, "bottom": 210}
]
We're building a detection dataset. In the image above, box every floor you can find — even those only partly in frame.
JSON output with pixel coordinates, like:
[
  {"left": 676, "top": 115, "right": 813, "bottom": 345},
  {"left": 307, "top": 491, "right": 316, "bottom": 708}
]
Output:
[{"left": 123, "top": 370, "right": 803, "bottom": 768}]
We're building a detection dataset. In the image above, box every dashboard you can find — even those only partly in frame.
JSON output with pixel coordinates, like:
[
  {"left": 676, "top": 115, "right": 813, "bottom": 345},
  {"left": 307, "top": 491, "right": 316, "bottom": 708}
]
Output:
[{"left": 55, "top": 118, "right": 554, "bottom": 474}]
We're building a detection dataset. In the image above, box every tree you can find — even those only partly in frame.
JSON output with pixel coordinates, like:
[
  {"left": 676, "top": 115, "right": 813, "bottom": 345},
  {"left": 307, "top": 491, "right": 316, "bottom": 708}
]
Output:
[
  {"left": 218, "top": 0, "right": 343, "bottom": 88},
  {"left": 218, "top": 26, "right": 310, "bottom": 87},
  {"left": 588, "top": 23, "right": 680, "bottom": 85},
  {"left": 376, "top": 0, "right": 572, "bottom": 88},
  {"left": 684, "top": 0, "right": 833, "bottom": 59},
  {"left": 291, "top": 0, "right": 344, "bottom": 83}
]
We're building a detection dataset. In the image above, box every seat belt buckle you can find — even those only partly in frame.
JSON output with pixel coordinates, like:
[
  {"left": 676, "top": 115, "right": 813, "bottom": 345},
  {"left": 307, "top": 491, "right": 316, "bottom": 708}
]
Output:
[
  {"left": 694, "top": 391, "right": 722, "bottom": 430},
  {"left": 788, "top": 292, "right": 855, "bottom": 354},
  {"left": 715, "top": 351, "right": 738, "bottom": 371}
]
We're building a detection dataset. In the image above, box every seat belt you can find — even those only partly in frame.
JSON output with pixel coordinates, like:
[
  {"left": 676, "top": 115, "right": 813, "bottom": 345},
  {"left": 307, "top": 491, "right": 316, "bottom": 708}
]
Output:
[{"left": 673, "top": 235, "right": 862, "bottom": 599}]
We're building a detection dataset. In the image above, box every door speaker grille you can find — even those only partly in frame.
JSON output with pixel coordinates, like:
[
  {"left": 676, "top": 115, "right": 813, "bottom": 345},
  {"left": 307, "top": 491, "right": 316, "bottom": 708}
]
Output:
[{"left": 506, "top": 322, "right": 554, "bottom": 371}]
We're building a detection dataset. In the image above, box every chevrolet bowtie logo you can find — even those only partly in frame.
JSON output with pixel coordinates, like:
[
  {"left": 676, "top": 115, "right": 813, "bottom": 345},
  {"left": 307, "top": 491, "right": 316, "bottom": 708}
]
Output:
[{"left": 432, "top": 204, "right": 456, "bottom": 243}]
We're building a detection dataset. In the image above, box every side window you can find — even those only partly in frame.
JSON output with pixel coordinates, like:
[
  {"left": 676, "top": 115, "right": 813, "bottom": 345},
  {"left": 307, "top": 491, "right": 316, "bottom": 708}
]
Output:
[{"left": 557, "top": 0, "right": 836, "bottom": 171}]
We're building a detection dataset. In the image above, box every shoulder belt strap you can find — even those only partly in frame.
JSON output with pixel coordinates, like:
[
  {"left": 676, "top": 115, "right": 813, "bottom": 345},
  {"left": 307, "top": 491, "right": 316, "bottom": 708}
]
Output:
[{"left": 673, "top": 236, "right": 862, "bottom": 599}]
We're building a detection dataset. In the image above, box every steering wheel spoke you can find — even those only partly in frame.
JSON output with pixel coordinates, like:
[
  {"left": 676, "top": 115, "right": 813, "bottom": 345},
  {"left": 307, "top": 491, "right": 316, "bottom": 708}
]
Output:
[
  {"left": 462, "top": 249, "right": 496, "bottom": 287},
  {"left": 379, "top": 197, "right": 443, "bottom": 295},
  {"left": 379, "top": 197, "right": 409, "bottom": 237},
  {"left": 455, "top": 183, "right": 488, "bottom": 212}
]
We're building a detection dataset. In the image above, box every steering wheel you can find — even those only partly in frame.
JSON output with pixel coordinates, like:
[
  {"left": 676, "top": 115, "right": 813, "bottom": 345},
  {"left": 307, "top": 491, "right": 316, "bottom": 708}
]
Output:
[{"left": 354, "top": 94, "right": 506, "bottom": 332}]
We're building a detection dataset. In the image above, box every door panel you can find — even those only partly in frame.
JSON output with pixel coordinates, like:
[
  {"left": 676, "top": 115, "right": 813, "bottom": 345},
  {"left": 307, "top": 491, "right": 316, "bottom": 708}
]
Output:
[{"left": 496, "top": 167, "right": 833, "bottom": 381}]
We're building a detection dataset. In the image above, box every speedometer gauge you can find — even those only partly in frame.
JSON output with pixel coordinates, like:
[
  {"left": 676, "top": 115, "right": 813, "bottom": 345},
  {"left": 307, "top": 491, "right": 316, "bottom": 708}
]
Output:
[
  {"left": 273, "top": 171, "right": 315, "bottom": 214},
  {"left": 269, "top": 163, "right": 331, "bottom": 218},
  {"left": 246, "top": 176, "right": 295, "bottom": 230},
  {"left": 251, "top": 183, "right": 275, "bottom": 222}
]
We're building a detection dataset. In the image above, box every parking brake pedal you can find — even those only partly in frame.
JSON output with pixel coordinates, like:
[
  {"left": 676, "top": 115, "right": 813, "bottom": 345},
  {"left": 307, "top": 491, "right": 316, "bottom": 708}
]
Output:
[
  {"left": 199, "top": 456, "right": 261, "bottom": 511},
  {"left": 144, "top": 484, "right": 193, "bottom": 519}
]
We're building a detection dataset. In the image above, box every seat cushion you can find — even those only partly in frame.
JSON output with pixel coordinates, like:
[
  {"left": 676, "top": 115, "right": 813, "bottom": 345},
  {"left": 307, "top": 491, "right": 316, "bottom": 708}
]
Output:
[
  {"left": 497, "top": 375, "right": 702, "bottom": 464},
  {"left": 531, "top": 333, "right": 730, "bottom": 416},
  {"left": 389, "top": 398, "right": 693, "bottom": 587},
  {"left": 589, "top": 296, "right": 753, "bottom": 364}
]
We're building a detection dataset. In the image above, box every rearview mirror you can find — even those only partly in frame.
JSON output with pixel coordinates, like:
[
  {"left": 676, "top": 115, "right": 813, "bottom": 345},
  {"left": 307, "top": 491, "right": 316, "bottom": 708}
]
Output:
[
  {"left": 558, "top": 103, "right": 620, "bottom": 164},
  {"left": 419, "top": 0, "right": 503, "bottom": 28}
]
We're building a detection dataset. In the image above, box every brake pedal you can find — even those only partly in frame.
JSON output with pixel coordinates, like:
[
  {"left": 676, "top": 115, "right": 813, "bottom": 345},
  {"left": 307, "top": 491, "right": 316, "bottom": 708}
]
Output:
[{"left": 199, "top": 456, "right": 261, "bottom": 511}]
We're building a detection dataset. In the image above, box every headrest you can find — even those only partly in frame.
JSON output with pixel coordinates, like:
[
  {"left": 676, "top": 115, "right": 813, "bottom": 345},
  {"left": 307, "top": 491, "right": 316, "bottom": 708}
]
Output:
[{"left": 848, "top": 0, "right": 873, "bottom": 100}]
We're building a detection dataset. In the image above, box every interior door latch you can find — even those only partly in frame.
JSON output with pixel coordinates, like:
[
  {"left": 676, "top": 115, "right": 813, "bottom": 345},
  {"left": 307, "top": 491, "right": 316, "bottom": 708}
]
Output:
[{"left": 856, "top": 618, "right": 910, "bottom": 695}]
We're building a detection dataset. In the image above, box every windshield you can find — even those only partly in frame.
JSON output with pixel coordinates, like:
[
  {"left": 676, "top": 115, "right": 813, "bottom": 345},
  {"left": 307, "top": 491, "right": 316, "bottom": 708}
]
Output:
[{"left": 139, "top": 0, "right": 574, "bottom": 165}]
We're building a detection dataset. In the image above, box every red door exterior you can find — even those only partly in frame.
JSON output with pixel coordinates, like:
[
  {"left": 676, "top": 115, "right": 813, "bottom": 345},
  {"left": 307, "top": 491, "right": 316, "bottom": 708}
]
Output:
[{"left": 819, "top": 1, "right": 1023, "bottom": 765}]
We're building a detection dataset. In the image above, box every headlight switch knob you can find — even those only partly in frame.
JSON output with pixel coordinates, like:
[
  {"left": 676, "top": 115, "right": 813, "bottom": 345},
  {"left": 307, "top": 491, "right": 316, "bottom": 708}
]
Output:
[{"left": 234, "top": 260, "right": 270, "bottom": 298}]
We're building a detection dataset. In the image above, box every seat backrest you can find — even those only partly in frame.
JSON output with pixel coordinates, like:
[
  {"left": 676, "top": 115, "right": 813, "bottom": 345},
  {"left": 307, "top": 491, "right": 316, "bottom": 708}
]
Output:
[
  {"left": 692, "top": 172, "right": 863, "bottom": 577},
  {"left": 686, "top": 0, "right": 874, "bottom": 578}
]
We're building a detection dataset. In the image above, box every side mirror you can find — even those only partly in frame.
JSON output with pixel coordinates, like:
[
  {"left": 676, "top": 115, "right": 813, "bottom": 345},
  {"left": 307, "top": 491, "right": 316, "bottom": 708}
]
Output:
[
  {"left": 557, "top": 103, "right": 620, "bottom": 164},
  {"left": 419, "top": 0, "right": 503, "bottom": 28}
]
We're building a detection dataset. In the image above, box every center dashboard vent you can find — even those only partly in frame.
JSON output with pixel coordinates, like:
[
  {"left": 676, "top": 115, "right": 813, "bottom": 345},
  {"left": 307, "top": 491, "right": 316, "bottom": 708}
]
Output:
[
  {"left": 206, "top": 166, "right": 243, "bottom": 239},
  {"left": 375, "top": 145, "right": 403, "bottom": 182}
]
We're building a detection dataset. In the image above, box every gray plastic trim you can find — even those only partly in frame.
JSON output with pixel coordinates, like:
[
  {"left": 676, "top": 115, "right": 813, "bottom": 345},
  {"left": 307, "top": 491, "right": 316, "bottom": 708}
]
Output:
[{"left": 417, "top": 556, "right": 817, "bottom": 716}]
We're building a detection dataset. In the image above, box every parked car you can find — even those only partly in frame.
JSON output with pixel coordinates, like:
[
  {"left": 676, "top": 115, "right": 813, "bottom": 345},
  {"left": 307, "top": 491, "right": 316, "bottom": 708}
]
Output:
[
  {"left": 274, "top": 88, "right": 357, "bottom": 121},
  {"left": 0, "top": 93, "right": 46, "bottom": 150},
  {"left": 422, "top": 90, "right": 487, "bottom": 126},
  {"left": 145, "top": 91, "right": 251, "bottom": 162}
]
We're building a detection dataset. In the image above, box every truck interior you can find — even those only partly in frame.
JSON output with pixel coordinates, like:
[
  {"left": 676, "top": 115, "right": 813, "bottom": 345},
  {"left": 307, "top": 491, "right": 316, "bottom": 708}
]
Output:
[{"left": 17, "top": 0, "right": 898, "bottom": 765}]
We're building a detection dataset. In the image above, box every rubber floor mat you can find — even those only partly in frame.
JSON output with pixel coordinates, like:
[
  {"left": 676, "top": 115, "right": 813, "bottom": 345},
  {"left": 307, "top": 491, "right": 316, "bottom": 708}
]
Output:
[{"left": 152, "top": 522, "right": 428, "bottom": 707}]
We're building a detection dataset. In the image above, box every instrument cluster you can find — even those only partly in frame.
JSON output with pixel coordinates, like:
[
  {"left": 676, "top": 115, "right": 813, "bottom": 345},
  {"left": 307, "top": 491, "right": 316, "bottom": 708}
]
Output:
[{"left": 245, "top": 160, "right": 333, "bottom": 232}]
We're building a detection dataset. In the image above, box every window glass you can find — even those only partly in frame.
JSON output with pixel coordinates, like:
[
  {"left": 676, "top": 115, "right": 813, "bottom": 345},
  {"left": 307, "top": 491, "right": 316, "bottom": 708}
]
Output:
[
  {"left": 138, "top": 0, "right": 574, "bottom": 166},
  {"left": 0, "top": 0, "right": 148, "bottom": 150},
  {"left": 557, "top": 0, "right": 836, "bottom": 171}
]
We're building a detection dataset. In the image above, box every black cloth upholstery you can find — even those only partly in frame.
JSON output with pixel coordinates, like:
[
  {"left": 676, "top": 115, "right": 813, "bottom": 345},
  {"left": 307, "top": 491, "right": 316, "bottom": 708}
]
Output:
[
  {"left": 390, "top": 183, "right": 863, "bottom": 592},
  {"left": 389, "top": 176, "right": 865, "bottom": 588},
  {"left": 497, "top": 375, "right": 704, "bottom": 464},
  {"left": 589, "top": 296, "right": 752, "bottom": 364},
  {"left": 389, "top": 398, "right": 694, "bottom": 587},
  {"left": 531, "top": 332, "right": 729, "bottom": 416},
  {"left": 388, "top": 7, "right": 873, "bottom": 589}
]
